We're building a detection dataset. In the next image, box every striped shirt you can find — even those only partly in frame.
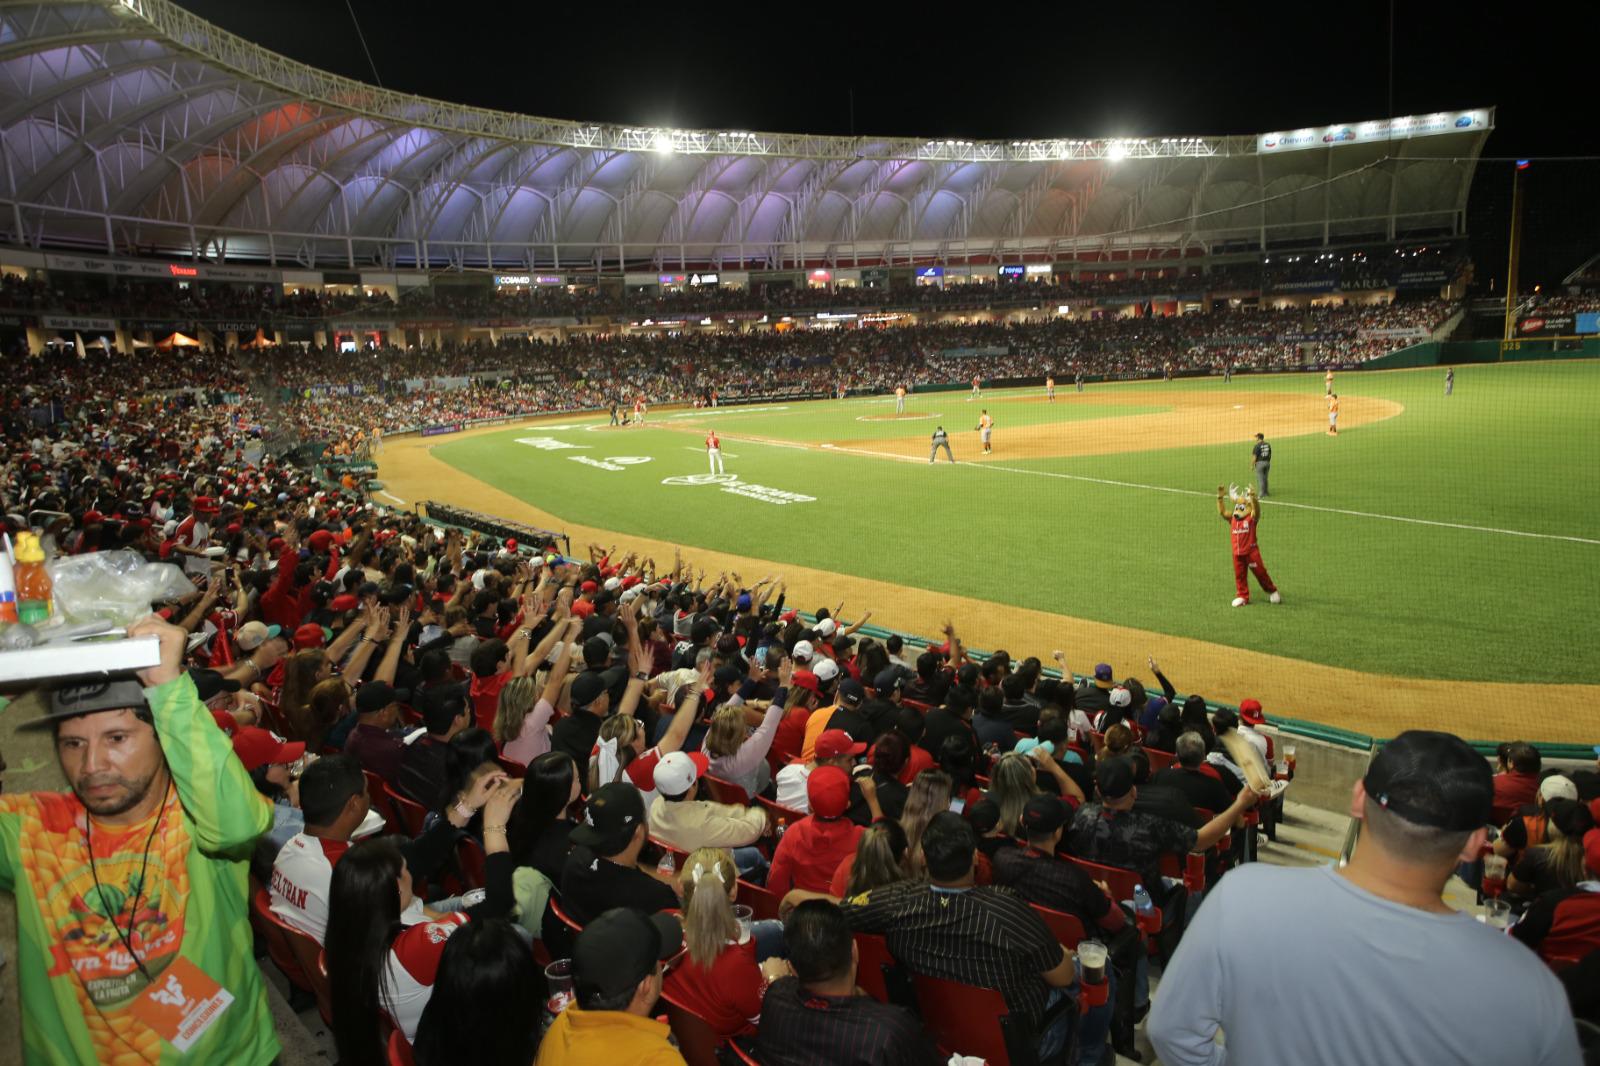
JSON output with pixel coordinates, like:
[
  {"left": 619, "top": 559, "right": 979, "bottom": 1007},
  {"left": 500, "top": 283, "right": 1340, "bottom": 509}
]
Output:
[
  {"left": 839, "top": 881, "right": 1063, "bottom": 1024},
  {"left": 754, "top": 977, "right": 939, "bottom": 1066}
]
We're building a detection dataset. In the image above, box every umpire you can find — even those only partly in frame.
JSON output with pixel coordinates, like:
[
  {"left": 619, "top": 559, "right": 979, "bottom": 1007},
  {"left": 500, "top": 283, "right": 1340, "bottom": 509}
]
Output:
[
  {"left": 1250, "top": 433, "right": 1272, "bottom": 497},
  {"left": 929, "top": 426, "right": 954, "bottom": 463}
]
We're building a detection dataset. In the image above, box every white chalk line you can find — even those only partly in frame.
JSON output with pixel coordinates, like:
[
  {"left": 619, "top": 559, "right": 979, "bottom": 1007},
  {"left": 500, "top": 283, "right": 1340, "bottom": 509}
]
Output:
[
  {"left": 777, "top": 442, "right": 1600, "bottom": 546},
  {"left": 682, "top": 447, "right": 740, "bottom": 458}
]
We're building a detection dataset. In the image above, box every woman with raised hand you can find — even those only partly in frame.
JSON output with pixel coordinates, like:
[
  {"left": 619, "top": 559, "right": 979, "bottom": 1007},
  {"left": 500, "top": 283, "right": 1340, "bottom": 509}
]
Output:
[{"left": 325, "top": 775, "right": 521, "bottom": 1064}]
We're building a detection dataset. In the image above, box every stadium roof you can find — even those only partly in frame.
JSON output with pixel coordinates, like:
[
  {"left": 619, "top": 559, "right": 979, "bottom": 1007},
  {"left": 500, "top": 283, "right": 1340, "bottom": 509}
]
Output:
[{"left": 0, "top": 0, "right": 1493, "bottom": 271}]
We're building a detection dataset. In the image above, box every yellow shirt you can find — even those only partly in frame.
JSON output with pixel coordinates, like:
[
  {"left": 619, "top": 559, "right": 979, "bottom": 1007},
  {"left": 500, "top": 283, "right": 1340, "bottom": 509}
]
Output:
[
  {"left": 799, "top": 703, "right": 841, "bottom": 762},
  {"left": 536, "top": 1005, "right": 686, "bottom": 1066}
]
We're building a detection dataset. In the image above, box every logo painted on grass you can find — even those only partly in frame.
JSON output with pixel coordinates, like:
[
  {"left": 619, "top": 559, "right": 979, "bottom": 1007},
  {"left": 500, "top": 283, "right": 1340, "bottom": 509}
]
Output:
[
  {"left": 516, "top": 436, "right": 588, "bottom": 451},
  {"left": 661, "top": 472, "right": 815, "bottom": 505},
  {"left": 569, "top": 456, "right": 655, "bottom": 472}
]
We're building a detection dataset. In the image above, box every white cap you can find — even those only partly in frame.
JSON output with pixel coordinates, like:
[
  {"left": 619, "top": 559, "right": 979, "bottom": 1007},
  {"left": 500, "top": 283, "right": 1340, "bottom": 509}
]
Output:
[
  {"left": 813, "top": 658, "right": 840, "bottom": 683},
  {"left": 653, "top": 751, "right": 707, "bottom": 796},
  {"left": 1109, "top": 687, "right": 1132, "bottom": 709},
  {"left": 814, "top": 617, "right": 838, "bottom": 638},
  {"left": 1539, "top": 775, "right": 1578, "bottom": 803},
  {"left": 792, "top": 640, "right": 815, "bottom": 662},
  {"left": 604, "top": 576, "right": 621, "bottom": 592}
]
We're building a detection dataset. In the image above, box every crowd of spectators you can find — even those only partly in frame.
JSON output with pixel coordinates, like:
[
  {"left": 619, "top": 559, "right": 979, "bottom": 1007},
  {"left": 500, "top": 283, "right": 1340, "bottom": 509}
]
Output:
[{"left": 0, "top": 290, "right": 1593, "bottom": 1064}]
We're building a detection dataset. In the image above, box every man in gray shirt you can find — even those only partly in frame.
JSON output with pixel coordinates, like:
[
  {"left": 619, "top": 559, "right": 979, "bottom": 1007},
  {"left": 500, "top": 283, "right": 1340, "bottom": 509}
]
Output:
[
  {"left": 1148, "top": 730, "right": 1581, "bottom": 1066},
  {"left": 1248, "top": 433, "right": 1272, "bottom": 497},
  {"left": 929, "top": 425, "right": 954, "bottom": 463}
]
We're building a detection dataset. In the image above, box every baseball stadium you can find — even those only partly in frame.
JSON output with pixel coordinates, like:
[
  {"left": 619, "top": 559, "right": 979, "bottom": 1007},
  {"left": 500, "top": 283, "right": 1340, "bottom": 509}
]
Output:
[{"left": 0, "top": 1, "right": 1597, "bottom": 1063}]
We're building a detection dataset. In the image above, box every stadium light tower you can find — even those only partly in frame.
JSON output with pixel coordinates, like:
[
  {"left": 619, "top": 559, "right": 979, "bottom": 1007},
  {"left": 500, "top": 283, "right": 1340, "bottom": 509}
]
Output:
[
  {"left": 1106, "top": 141, "right": 1128, "bottom": 162},
  {"left": 653, "top": 131, "right": 674, "bottom": 154}
]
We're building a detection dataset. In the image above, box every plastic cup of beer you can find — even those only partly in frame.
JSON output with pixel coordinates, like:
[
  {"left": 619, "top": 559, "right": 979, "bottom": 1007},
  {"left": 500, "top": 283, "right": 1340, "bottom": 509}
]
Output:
[
  {"left": 1077, "top": 940, "right": 1109, "bottom": 1006},
  {"left": 733, "top": 904, "right": 754, "bottom": 943},
  {"left": 1285, "top": 745, "right": 1297, "bottom": 773},
  {"left": 544, "top": 959, "right": 576, "bottom": 1015},
  {"left": 1483, "top": 898, "right": 1512, "bottom": 930},
  {"left": 1482, "top": 854, "right": 1508, "bottom": 898}
]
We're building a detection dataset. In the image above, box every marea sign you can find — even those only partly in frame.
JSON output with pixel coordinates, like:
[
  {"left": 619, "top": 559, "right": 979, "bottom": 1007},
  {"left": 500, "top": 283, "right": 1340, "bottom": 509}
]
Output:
[
  {"left": 515, "top": 437, "right": 589, "bottom": 450},
  {"left": 660, "top": 472, "right": 815, "bottom": 505},
  {"left": 568, "top": 456, "right": 654, "bottom": 471}
]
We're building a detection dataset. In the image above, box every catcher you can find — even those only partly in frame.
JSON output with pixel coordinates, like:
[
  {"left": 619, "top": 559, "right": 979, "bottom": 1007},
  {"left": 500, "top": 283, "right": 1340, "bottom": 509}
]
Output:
[{"left": 1218, "top": 484, "right": 1280, "bottom": 607}]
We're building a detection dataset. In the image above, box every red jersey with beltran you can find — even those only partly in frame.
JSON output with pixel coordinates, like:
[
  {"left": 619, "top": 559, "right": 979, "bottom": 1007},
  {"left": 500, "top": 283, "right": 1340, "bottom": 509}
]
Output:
[
  {"left": 1229, "top": 512, "right": 1259, "bottom": 556},
  {"left": 707, "top": 432, "right": 720, "bottom": 450}
]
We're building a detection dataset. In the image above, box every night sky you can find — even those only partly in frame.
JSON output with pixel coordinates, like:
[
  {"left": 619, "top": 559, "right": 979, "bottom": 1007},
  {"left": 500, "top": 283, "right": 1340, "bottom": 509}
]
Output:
[{"left": 172, "top": 0, "right": 1598, "bottom": 288}]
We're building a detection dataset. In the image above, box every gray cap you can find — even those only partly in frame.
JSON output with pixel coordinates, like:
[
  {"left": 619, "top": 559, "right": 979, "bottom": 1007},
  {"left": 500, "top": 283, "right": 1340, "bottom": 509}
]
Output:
[{"left": 32, "top": 676, "right": 148, "bottom": 728}]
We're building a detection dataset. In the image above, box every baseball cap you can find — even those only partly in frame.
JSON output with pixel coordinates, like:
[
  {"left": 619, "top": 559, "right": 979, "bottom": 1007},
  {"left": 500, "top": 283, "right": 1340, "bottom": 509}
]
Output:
[
  {"left": 1109, "top": 687, "right": 1131, "bottom": 709},
  {"left": 307, "top": 529, "right": 334, "bottom": 552},
  {"left": 580, "top": 580, "right": 598, "bottom": 593},
  {"left": 1021, "top": 794, "right": 1069, "bottom": 835},
  {"left": 1539, "top": 774, "right": 1579, "bottom": 803},
  {"left": 232, "top": 727, "right": 305, "bottom": 772},
  {"left": 968, "top": 797, "right": 1002, "bottom": 835},
  {"left": 816, "top": 729, "right": 867, "bottom": 760},
  {"left": 831, "top": 634, "right": 855, "bottom": 654},
  {"left": 570, "top": 671, "right": 608, "bottom": 710},
  {"left": 191, "top": 668, "right": 241, "bottom": 703},
  {"left": 329, "top": 593, "right": 360, "bottom": 613},
  {"left": 192, "top": 496, "right": 220, "bottom": 515},
  {"left": 293, "top": 623, "right": 327, "bottom": 649},
  {"left": 604, "top": 576, "right": 621, "bottom": 592},
  {"left": 838, "top": 679, "right": 865, "bottom": 708},
  {"left": 571, "top": 782, "right": 647, "bottom": 851},
  {"left": 791, "top": 640, "right": 815, "bottom": 662},
  {"left": 712, "top": 665, "right": 742, "bottom": 689},
  {"left": 736, "top": 593, "right": 752, "bottom": 611},
  {"left": 1014, "top": 737, "right": 1055, "bottom": 758},
  {"left": 872, "top": 667, "right": 906, "bottom": 695},
  {"left": 808, "top": 765, "right": 851, "bottom": 818},
  {"left": 814, "top": 617, "right": 838, "bottom": 638},
  {"left": 573, "top": 908, "right": 684, "bottom": 1001},
  {"left": 779, "top": 610, "right": 799, "bottom": 623},
  {"left": 356, "top": 681, "right": 400, "bottom": 714},
  {"left": 654, "top": 751, "right": 709, "bottom": 797},
  {"left": 791, "top": 669, "right": 819, "bottom": 694},
  {"left": 812, "top": 658, "right": 840, "bottom": 683},
  {"left": 1238, "top": 699, "right": 1266, "bottom": 727},
  {"left": 30, "top": 676, "right": 148, "bottom": 728},
  {"left": 1093, "top": 663, "right": 1114, "bottom": 689},
  {"left": 234, "top": 620, "right": 281, "bottom": 651},
  {"left": 1361, "top": 730, "right": 1493, "bottom": 832},
  {"left": 1096, "top": 757, "right": 1137, "bottom": 801}
]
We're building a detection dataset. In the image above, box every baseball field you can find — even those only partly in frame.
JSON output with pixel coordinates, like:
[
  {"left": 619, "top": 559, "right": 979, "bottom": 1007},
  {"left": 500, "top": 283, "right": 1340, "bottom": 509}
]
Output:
[{"left": 378, "top": 359, "right": 1600, "bottom": 744}]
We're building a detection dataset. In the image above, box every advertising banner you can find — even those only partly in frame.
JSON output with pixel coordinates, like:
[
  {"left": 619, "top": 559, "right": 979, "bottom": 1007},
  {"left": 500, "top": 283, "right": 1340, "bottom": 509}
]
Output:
[
  {"left": 1357, "top": 326, "right": 1431, "bottom": 340},
  {"left": 1516, "top": 314, "right": 1575, "bottom": 337},
  {"left": 40, "top": 314, "right": 116, "bottom": 331},
  {"left": 1395, "top": 268, "right": 1451, "bottom": 290},
  {"left": 1265, "top": 276, "right": 1338, "bottom": 294},
  {"left": 1575, "top": 312, "right": 1600, "bottom": 335},
  {"left": 420, "top": 424, "right": 463, "bottom": 437}
]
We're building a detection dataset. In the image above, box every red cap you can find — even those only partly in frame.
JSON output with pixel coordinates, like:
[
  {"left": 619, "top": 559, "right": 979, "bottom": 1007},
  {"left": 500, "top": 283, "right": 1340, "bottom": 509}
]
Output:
[
  {"left": 780, "top": 610, "right": 798, "bottom": 623},
  {"left": 505, "top": 538, "right": 518, "bottom": 550},
  {"left": 580, "top": 580, "right": 598, "bottom": 593},
  {"left": 211, "top": 709, "right": 240, "bottom": 736},
  {"left": 231, "top": 727, "right": 306, "bottom": 772},
  {"left": 307, "top": 529, "right": 334, "bottom": 551},
  {"left": 329, "top": 594, "right": 360, "bottom": 612},
  {"left": 816, "top": 729, "right": 867, "bottom": 760},
  {"left": 791, "top": 668, "right": 819, "bottom": 694},
  {"left": 1238, "top": 699, "right": 1265, "bottom": 726},
  {"left": 83, "top": 510, "right": 105, "bottom": 524},
  {"left": 293, "top": 623, "right": 326, "bottom": 649},
  {"left": 808, "top": 765, "right": 852, "bottom": 818},
  {"left": 225, "top": 522, "right": 242, "bottom": 535},
  {"left": 193, "top": 496, "right": 220, "bottom": 515}
]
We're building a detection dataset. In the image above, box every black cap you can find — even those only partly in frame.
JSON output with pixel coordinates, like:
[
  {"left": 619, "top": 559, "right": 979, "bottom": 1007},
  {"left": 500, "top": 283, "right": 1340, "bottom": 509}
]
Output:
[
  {"left": 573, "top": 908, "right": 684, "bottom": 1000},
  {"left": 873, "top": 667, "right": 906, "bottom": 695},
  {"left": 570, "top": 782, "right": 646, "bottom": 852},
  {"left": 356, "top": 681, "right": 400, "bottom": 714},
  {"left": 1211, "top": 707, "right": 1238, "bottom": 733},
  {"left": 570, "top": 671, "right": 608, "bottom": 709},
  {"left": 1362, "top": 730, "right": 1492, "bottom": 831},
  {"left": 838, "top": 679, "right": 866, "bottom": 708},
  {"left": 967, "top": 797, "right": 1001, "bottom": 835},
  {"left": 1021, "top": 794, "right": 1069, "bottom": 835},
  {"left": 832, "top": 633, "right": 855, "bottom": 653},
  {"left": 712, "top": 665, "right": 743, "bottom": 689},
  {"left": 1096, "top": 757, "right": 1137, "bottom": 801},
  {"left": 191, "top": 668, "right": 241, "bottom": 703}
]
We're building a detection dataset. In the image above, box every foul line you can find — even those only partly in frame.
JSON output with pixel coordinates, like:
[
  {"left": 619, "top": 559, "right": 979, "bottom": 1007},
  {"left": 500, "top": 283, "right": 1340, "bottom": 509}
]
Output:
[
  {"left": 378, "top": 490, "right": 408, "bottom": 506},
  {"left": 802, "top": 443, "right": 1600, "bottom": 546}
]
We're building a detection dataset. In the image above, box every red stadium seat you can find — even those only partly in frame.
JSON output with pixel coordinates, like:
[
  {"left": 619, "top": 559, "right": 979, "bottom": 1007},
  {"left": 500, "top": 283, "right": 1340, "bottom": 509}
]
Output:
[
  {"left": 250, "top": 887, "right": 311, "bottom": 992},
  {"left": 383, "top": 782, "right": 429, "bottom": 838},
  {"left": 495, "top": 755, "right": 527, "bottom": 778},
  {"left": 736, "top": 879, "right": 783, "bottom": 922},
  {"left": 660, "top": 989, "right": 726, "bottom": 1066},
  {"left": 756, "top": 796, "right": 806, "bottom": 838},
  {"left": 702, "top": 774, "right": 751, "bottom": 806},
  {"left": 1142, "top": 746, "right": 1177, "bottom": 772},
  {"left": 911, "top": 972, "right": 1036, "bottom": 1066},
  {"left": 549, "top": 896, "right": 585, "bottom": 936},
  {"left": 364, "top": 770, "right": 399, "bottom": 834},
  {"left": 1030, "top": 903, "right": 1086, "bottom": 949},
  {"left": 853, "top": 932, "right": 898, "bottom": 1004}
]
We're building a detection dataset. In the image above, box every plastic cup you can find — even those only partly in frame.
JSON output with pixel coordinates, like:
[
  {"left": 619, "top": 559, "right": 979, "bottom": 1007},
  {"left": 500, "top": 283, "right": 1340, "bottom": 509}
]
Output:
[
  {"left": 544, "top": 959, "right": 575, "bottom": 1015},
  {"left": 1077, "top": 939, "right": 1108, "bottom": 986},
  {"left": 1483, "top": 898, "right": 1512, "bottom": 930},
  {"left": 733, "top": 904, "right": 754, "bottom": 943},
  {"left": 1482, "top": 855, "right": 1508, "bottom": 899}
]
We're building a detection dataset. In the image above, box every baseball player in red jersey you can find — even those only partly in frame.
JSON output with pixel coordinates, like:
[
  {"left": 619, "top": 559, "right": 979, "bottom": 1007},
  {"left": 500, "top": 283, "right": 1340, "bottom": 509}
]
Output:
[
  {"left": 706, "top": 429, "right": 724, "bottom": 474},
  {"left": 1217, "top": 484, "right": 1280, "bottom": 607}
]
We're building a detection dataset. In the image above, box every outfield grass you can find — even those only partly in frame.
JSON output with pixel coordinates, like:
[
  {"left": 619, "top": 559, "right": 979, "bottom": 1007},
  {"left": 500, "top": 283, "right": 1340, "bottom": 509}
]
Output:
[{"left": 430, "top": 361, "right": 1600, "bottom": 685}]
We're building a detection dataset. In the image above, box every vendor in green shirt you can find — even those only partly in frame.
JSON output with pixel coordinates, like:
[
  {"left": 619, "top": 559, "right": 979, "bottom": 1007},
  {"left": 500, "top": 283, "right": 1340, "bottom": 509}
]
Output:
[{"left": 0, "top": 615, "right": 277, "bottom": 1064}]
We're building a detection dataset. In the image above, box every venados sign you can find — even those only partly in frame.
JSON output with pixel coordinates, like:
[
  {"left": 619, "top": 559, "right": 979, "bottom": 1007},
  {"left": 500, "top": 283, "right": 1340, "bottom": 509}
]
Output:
[{"left": 661, "top": 472, "right": 815, "bottom": 505}]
